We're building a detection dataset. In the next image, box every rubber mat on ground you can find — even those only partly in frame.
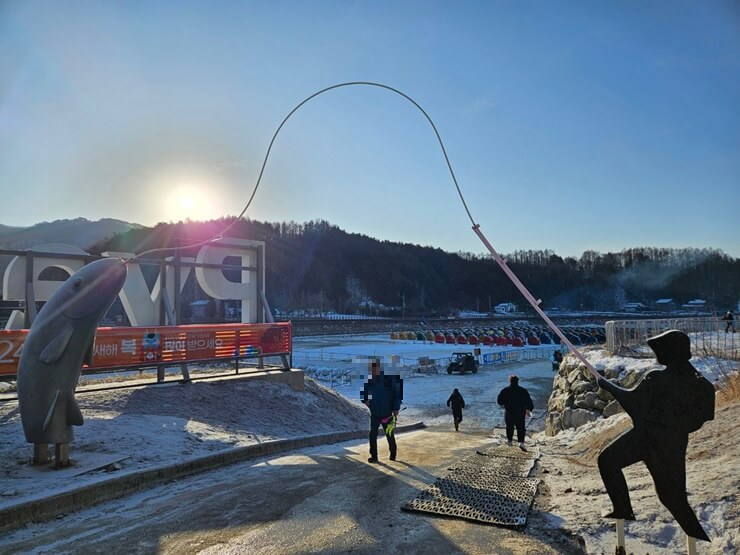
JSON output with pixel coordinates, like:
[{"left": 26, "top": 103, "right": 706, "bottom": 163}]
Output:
[
  {"left": 448, "top": 453, "right": 536, "bottom": 477},
  {"left": 402, "top": 470, "right": 539, "bottom": 526},
  {"left": 403, "top": 443, "right": 540, "bottom": 526},
  {"left": 476, "top": 444, "right": 540, "bottom": 460}
]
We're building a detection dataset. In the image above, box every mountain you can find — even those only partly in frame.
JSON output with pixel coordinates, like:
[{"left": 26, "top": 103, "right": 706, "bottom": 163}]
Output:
[
  {"left": 0, "top": 219, "right": 146, "bottom": 293},
  {"left": 0, "top": 218, "right": 144, "bottom": 251},
  {"left": 1, "top": 217, "right": 737, "bottom": 312},
  {"left": 94, "top": 218, "right": 740, "bottom": 314},
  {"left": 0, "top": 224, "right": 27, "bottom": 240}
]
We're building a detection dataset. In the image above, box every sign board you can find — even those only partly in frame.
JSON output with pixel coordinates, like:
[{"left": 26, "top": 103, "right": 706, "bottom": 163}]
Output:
[
  {"left": 482, "top": 350, "right": 522, "bottom": 365},
  {"left": 0, "top": 322, "right": 291, "bottom": 377}
]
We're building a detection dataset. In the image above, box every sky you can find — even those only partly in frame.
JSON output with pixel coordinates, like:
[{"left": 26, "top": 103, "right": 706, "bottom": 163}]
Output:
[{"left": 1, "top": 1, "right": 739, "bottom": 259}]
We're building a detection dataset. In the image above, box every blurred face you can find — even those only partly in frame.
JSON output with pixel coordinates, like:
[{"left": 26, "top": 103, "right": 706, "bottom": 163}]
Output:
[{"left": 369, "top": 362, "right": 380, "bottom": 376}]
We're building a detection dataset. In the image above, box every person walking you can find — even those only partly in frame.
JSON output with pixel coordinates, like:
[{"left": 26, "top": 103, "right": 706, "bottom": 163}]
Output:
[
  {"left": 552, "top": 349, "right": 564, "bottom": 371},
  {"left": 497, "top": 375, "right": 534, "bottom": 449},
  {"left": 721, "top": 310, "right": 735, "bottom": 333},
  {"left": 361, "top": 359, "right": 401, "bottom": 463},
  {"left": 446, "top": 388, "right": 465, "bottom": 431}
]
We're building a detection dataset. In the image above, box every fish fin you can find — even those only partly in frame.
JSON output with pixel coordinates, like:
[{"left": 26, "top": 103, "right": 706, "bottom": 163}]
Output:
[
  {"left": 39, "top": 324, "right": 75, "bottom": 365},
  {"left": 42, "top": 390, "right": 61, "bottom": 432},
  {"left": 66, "top": 394, "right": 84, "bottom": 426}
]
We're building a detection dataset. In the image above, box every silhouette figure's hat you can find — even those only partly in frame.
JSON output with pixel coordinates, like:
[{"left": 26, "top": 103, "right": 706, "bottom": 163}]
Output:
[{"left": 647, "top": 329, "right": 691, "bottom": 365}]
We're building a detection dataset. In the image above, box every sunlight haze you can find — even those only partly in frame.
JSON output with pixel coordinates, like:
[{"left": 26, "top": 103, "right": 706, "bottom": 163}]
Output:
[{"left": 1, "top": 1, "right": 738, "bottom": 258}]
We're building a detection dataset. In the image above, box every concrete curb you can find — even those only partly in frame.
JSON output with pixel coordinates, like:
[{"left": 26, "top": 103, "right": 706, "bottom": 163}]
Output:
[{"left": 0, "top": 421, "right": 426, "bottom": 533}]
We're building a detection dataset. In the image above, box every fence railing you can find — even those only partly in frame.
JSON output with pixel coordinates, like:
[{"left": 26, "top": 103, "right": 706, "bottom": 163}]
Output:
[
  {"left": 292, "top": 344, "right": 558, "bottom": 372},
  {"left": 605, "top": 317, "right": 739, "bottom": 360}
]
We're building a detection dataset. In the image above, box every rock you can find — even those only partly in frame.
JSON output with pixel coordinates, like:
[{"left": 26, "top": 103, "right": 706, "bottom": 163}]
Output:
[
  {"left": 567, "top": 368, "right": 584, "bottom": 384},
  {"left": 548, "top": 392, "right": 573, "bottom": 412},
  {"left": 621, "top": 369, "right": 644, "bottom": 388},
  {"left": 572, "top": 381, "right": 596, "bottom": 395},
  {"left": 573, "top": 392, "right": 599, "bottom": 410},
  {"left": 562, "top": 407, "right": 600, "bottom": 429},
  {"left": 553, "top": 376, "right": 568, "bottom": 391},
  {"left": 545, "top": 412, "right": 563, "bottom": 436},
  {"left": 596, "top": 387, "right": 614, "bottom": 402},
  {"left": 602, "top": 400, "right": 624, "bottom": 418},
  {"left": 583, "top": 391, "right": 599, "bottom": 407}
]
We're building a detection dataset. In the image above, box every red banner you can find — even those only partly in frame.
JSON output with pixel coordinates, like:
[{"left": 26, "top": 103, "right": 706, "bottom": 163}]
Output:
[{"left": 0, "top": 323, "right": 291, "bottom": 377}]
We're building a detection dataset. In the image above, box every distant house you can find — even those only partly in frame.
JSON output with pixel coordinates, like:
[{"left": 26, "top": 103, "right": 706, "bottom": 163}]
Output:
[
  {"left": 494, "top": 302, "right": 517, "bottom": 314},
  {"left": 681, "top": 299, "right": 707, "bottom": 312},
  {"left": 621, "top": 302, "right": 646, "bottom": 312},
  {"left": 653, "top": 298, "right": 676, "bottom": 312}
]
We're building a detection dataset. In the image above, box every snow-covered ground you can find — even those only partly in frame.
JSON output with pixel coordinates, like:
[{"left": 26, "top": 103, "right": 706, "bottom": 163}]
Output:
[
  {"left": 534, "top": 347, "right": 738, "bottom": 554},
  {"left": 0, "top": 333, "right": 736, "bottom": 554}
]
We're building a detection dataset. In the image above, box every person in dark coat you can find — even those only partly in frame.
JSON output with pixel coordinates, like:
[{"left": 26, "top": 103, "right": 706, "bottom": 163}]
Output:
[
  {"left": 361, "top": 359, "right": 401, "bottom": 463},
  {"left": 447, "top": 388, "right": 465, "bottom": 431},
  {"left": 497, "top": 375, "right": 534, "bottom": 448},
  {"left": 552, "top": 349, "right": 564, "bottom": 371},
  {"left": 721, "top": 310, "right": 735, "bottom": 333},
  {"left": 596, "top": 329, "right": 714, "bottom": 541}
]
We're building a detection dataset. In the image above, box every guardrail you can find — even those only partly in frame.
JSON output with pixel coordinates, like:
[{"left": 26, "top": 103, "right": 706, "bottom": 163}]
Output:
[
  {"left": 0, "top": 322, "right": 292, "bottom": 380},
  {"left": 605, "top": 317, "right": 738, "bottom": 360},
  {"left": 293, "top": 344, "right": 558, "bottom": 371}
]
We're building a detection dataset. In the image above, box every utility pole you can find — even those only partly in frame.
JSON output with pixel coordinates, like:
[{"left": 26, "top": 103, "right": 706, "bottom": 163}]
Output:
[{"left": 402, "top": 292, "right": 405, "bottom": 319}]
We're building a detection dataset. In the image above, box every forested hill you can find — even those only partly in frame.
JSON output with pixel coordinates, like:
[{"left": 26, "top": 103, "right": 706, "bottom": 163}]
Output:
[{"left": 92, "top": 218, "right": 739, "bottom": 314}]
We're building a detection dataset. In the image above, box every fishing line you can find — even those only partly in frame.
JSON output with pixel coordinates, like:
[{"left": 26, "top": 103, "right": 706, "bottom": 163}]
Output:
[
  {"left": 123, "top": 81, "right": 599, "bottom": 378},
  {"left": 127, "top": 81, "right": 474, "bottom": 264}
]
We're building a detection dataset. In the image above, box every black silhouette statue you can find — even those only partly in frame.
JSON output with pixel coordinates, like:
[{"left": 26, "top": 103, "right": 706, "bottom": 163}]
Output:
[{"left": 597, "top": 329, "right": 715, "bottom": 541}]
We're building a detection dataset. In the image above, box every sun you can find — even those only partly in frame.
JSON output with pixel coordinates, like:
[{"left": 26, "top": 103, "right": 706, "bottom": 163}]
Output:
[
  {"left": 151, "top": 166, "right": 230, "bottom": 223},
  {"left": 179, "top": 195, "right": 196, "bottom": 211},
  {"left": 164, "top": 185, "right": 211, "bottom": 221}
]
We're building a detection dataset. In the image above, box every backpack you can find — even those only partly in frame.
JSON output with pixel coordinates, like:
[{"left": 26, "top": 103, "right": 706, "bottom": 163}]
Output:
[{"left": 384, "top": 374, "right": 403, "bottom": 405}]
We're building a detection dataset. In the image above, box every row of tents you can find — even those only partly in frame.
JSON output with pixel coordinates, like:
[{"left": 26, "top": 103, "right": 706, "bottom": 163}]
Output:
[{"left": 390, "top": 325, "right": 606, "bottom": 347}]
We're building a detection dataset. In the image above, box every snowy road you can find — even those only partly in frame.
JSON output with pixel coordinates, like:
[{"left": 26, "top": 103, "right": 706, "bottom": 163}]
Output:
[{"left": 0, "top": 427, "right": 583, "bottom": 555}]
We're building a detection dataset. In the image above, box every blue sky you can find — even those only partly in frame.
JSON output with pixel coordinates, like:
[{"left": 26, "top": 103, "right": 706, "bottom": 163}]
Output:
[{"left": 1, "top": 1, "right": 738, "bottom": 258}]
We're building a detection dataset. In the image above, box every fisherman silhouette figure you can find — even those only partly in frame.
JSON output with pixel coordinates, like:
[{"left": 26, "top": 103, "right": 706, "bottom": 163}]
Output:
[{"left": 596, "top": 329, "right": 715, "bottom": 542}]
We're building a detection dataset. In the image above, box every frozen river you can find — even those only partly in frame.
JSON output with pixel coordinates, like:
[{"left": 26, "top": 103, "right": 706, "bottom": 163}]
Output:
[{"left": 292, "top": 333, "right": 560, "bottom": 434}]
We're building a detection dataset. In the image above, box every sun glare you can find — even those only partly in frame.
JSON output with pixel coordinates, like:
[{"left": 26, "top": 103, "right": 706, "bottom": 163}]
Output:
[
  {"left": 179, "top": 195, "right": 196, "bottom": 211},
  {"left": 152, "top": 166, "right": 230, "bottom": 223}
]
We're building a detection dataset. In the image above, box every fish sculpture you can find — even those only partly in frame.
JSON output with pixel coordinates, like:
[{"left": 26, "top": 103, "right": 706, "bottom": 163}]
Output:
[{"left": 17, "top": 257, "right": 127, "bottom": 460}]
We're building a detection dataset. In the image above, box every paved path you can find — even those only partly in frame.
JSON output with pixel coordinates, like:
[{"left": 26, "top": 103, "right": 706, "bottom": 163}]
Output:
[{"left": 0, "top": 427, "right": 583, "bottom": 555}]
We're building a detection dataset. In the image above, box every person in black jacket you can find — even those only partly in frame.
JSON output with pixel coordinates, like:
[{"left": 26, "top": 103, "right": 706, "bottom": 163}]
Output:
[
  {"left": 721, "top": 310, "right": 735, "bottom": 333},
  {"left": 497, "top": 375, "right": 534, "bottom": 448},
  {"left": 552, "top": 349, "right": 564, "bottom": 371},
  {"left": 361, "top": 359, "right": 401, "bottom": 463},
  {"left": 446, "top": 388, "right": 465, "bottom": 431}
]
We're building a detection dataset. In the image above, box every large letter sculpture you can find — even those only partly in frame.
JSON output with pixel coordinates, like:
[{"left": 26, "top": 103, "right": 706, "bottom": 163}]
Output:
[
  {"left": 597, "top": 329, "right": 715, "bottom": 541},
  {"left": 17, "top": 257, "right": 128, "bottom": 467}
]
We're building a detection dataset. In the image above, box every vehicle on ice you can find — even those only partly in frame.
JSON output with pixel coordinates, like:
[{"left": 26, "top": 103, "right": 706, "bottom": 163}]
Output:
[{"left": 446, "top": 352, "right": 479, "bottom": 374}]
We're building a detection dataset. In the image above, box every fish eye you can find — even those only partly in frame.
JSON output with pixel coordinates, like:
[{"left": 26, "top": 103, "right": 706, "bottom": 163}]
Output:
[{"left": 73, "top": 278, "right": 82, "bottom": 288}]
